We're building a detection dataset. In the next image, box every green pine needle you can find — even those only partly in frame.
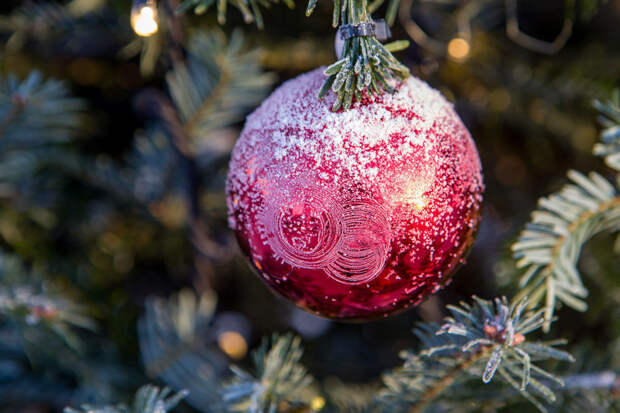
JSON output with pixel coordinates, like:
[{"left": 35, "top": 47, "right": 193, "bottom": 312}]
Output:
[
  {"left": 222, "top": 333, "right": 313, "bottom": 412},
  {"left": 512, "top": 90, "right": 620, "bottom": 332},
  {"left": 377, "top": 296, "right": 574, "bottom": 413},
  {"left": 64, "top": 385, "right": 188, "bottom": 413},
  {"left": 177, "top": 0, "right": 295, "bottom": 28}
]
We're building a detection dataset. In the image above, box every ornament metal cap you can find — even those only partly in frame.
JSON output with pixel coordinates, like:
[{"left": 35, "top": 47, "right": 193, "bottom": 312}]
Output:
[{"left": 335, "top": 19, "right": 391, "bottom": 59}]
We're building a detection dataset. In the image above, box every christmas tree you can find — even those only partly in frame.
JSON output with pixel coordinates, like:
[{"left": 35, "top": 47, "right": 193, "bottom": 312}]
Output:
[{"left": 0, "top": 0, "right": 618, "bottom": 412}]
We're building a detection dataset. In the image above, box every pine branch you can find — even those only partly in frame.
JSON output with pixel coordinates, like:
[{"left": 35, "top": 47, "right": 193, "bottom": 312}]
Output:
[
  {"left": 165, "top": 29, "right": 274, "bottom": 153},
  {"left": 64, "top": 384, "right": 188, "bottom": 413},
  {"left": 512, "top": 90, "right": 620, "bottom": 331},
  {"left": 180, "top": 0, "right": 409, "bottom": 110},
  {"left": 0, "top": 71, "right": 86, "bottom": 144},
  {"left": 0, "top": 71, "right": 91, "bottom": 206},
  {"left": 0, "top": 29, "right": 271, "bottom": 216},
  {"left": 138, "top": 289, "right": 228, "bottom": 412},
  {"left": 0, "top": 2, "right": 77, "bottom": 51},
  {"left": 557, "top": 382, "right": 620, "bottom": 413},
  {"left": 177, "top": 0, "right": 294, "bottom": 29},
  {"left": 322, "top": 378, "right": 380, "bottom": 412},
  {"left": 0, "top": 71, "right": 158, "bottom": 210},
  {"left": 0, "top": 252, "right": 95, "bottom": 352},
  {"left": 222, "top": 333, "right": 313, "bottom": 412},
  {"left": 408, "top": 348, "right": 491, "bottom": 413},
  {"left": 550, "top": 343, "right": 620, "bottom": 412},
  {"left": 0, "top": 251, "right": 132, "bottom": 408},
  {"left": 0, "top": 1, "right": 121, "bottom": 58},
  {"left": 592, "top": 89, "right": 620, "bottom": 173},
  {"left": 306, "top": 0, "right": 409, "bottom": 110},
  {"left": 377, "top": 297, "right": 574, "bottom": 413}
]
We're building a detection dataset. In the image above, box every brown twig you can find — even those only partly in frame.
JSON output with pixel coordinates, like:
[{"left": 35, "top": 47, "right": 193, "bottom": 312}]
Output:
[
  {"left": 407, "top": 347, "right": 491, "bottom": 413},
  {"left": 505, "top": 0, "right": 573, "bottom": 55}
]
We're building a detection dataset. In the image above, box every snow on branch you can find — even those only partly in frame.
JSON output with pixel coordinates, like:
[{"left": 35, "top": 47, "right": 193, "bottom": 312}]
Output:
[
  {"left": 177, "top": 0, "right": 295, "bottom": 29},
  {"left": 222, "top": 333, "right": 313, "bottom": 412},
  {"left": 378, "top": 297, "right": 574, "bottom": 413},
  {"left": 138, "top": 289, "right": 227, "bottom": 412},
  {"left": 64, "top": 384, "right": 188, "bottom": 413},
  {"left": 167, "top": 30, "right": 274, "bottom": 148},
  {"left": 309, "top": 0, "right": 409, "bottom": 110}
]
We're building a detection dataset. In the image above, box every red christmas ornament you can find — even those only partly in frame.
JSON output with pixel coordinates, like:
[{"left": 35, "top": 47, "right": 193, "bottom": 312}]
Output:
[{"left": 226, "top": 68, "right": 483, "bottom": 320}]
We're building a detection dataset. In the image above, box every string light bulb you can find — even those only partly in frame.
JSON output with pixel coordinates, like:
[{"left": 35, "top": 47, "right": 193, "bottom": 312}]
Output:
[
  {"left": 131, "top": 0, "right": 159, "bottom": 37},
  {"left": 217, "top": 331, "right": 248, "bottom": 360},
  {"left": 214, "top": 312, "right": 251, "bottom": 360},
  {"left": 447, "top": 37, "right": 470, "bottom": 62}
]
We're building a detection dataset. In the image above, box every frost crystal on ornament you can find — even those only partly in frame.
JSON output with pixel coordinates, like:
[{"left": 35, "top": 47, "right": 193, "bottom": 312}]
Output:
[
  {"left": 256, "top": 181, "right": 391, "bottom": 284},
  {"left": 226, "top": 68, "right": 484, "bottom": 320}
]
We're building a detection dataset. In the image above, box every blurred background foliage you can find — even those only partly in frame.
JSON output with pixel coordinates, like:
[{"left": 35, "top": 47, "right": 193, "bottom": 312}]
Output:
[{"left": 0, "top": 0, "right": 618, "bottom": 412}]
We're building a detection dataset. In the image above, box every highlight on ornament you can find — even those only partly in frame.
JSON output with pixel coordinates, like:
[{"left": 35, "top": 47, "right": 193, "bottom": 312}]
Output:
[
  {"left": 226, "top": 68, "right": 484, "bottom": 320},
  {"left": 131, "top": 0, "right": 159, "bottom": 37}
]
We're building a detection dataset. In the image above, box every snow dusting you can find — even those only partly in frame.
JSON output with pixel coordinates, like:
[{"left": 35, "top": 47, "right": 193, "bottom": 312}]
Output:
[{"left": 226, "top": 68, "right": 484, "bottom": 320}]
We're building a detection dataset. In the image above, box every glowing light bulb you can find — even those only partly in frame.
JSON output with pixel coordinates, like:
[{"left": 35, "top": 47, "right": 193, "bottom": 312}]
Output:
[
  {"left": 447, "top": 37, "right": 470, "bottom": 61},
  {"left": 131, "top": 0, "right": 159, "bottom": 37},
  {"left": 217, "top": 331, "right": 248, "bottom": 360},
  {"left": 311, "top": 396, "right": 326, "bottom": 411}
]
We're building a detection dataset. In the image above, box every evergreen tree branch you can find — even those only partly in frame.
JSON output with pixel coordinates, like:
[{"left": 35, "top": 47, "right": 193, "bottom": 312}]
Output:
[
  {"left": 0, "top": 252, "right": 95, "bottom": 352},
  {"left": 511, "top": 89, "right": 620, "bottom": 331},
  {"left": 552, "top": 366, "right": 620, "bottom": 412},
  {"left": 0, "top": 71, "right": 86, "bottom": 144},
  {"left": 0, "top": 29, "right": 271, "bottom": 227},
  {"left": 406, "top": 347, "right": 491, "bottom": 413},
  {"left": 593, "top": 89, "right": 620, "bottom": 173},
  {"left": 138, "top": 289, "right": 227, "bottom": 412},
  {"left": 307, "top": 0, "right": 409, "bottom": 110},
  {"left": 64, "top": 384, "right": 188, "bottom": 413},
  {"left": 181, "top": 0, "right": 409, "bottom": 110},
  {"left": 378, "top": 297, "right": 574, "bottom": 413},
  {"left": 164, "top": 29, "right": 274, "bottom": 154},
  {"left": 0, "top": 2, "right": 91, "bottom": 52},
  {"left": 222, "top": 333, "right": 313, "bottom": 412},
  {"left": 177, "top": 0, "right": 294, "bottom": 29},
  {"left": 0, "top": 251, "right": 132, "bottom": 408}
]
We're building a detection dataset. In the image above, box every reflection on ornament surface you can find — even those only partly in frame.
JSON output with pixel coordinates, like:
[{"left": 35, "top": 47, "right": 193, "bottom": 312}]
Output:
[
  {"left": 226, "top": 68, "right": 484, "bottom": 320},
  {"left": 256, "top": 182, "right": 391, "bottom": 285}
]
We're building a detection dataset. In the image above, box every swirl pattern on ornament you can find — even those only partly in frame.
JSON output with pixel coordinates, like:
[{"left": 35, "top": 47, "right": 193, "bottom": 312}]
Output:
[{"left": 257, "top": 185, "right": 391, "bottom": 284}]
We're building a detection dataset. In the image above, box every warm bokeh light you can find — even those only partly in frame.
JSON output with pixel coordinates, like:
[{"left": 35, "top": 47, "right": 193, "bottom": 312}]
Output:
[
  {"left": 217, "top": 331, "right": 248, "bottom": 360},
  {"left": 131, "top": 4, "right": 159, "bottom": 37},
  {"left": 447, "top": 37, "right": 470, "bottom": 61},
  {"left": 311, "top": 396, "right": 326, "bottom": 411}
]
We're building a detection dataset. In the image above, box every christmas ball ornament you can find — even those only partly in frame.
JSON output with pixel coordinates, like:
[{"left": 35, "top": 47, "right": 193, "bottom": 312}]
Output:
[{"left": 226, "top": 68, "right": 483, "bottom": 320}]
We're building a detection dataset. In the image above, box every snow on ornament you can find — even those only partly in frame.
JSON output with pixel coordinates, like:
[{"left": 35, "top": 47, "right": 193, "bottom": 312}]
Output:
[{"left": 226, "top": 68, "right": 483, "bottom": 320}]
